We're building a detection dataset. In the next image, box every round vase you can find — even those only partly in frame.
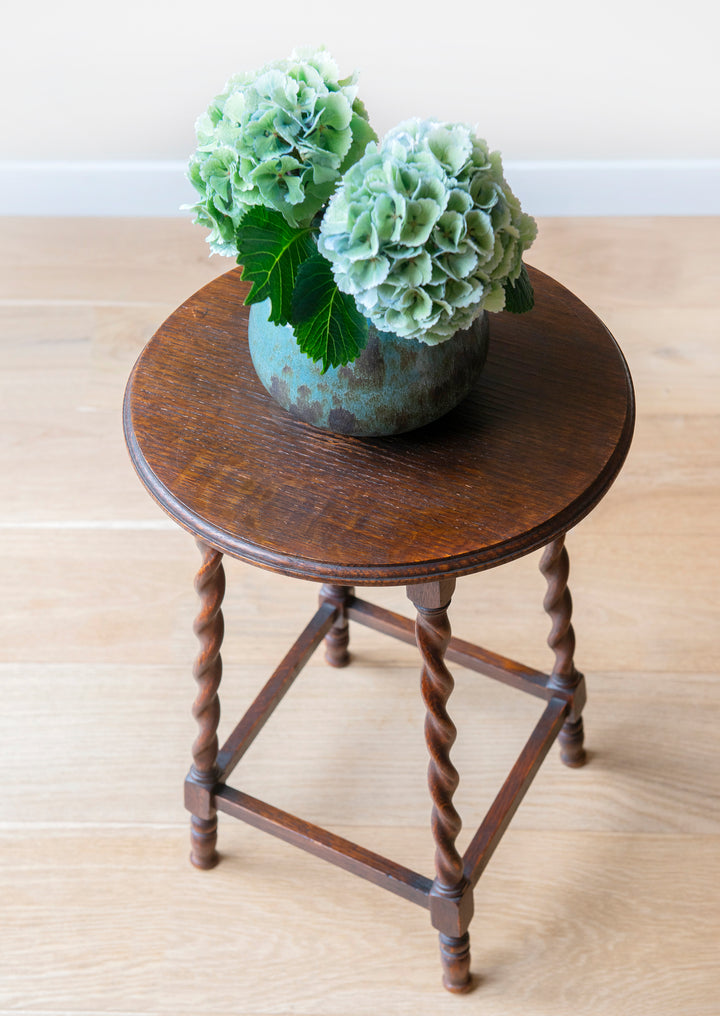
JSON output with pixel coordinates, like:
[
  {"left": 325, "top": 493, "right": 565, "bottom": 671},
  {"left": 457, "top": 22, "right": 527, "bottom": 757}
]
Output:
[{"left": 248, "top": 300, "right": 489, "bottom": 437}]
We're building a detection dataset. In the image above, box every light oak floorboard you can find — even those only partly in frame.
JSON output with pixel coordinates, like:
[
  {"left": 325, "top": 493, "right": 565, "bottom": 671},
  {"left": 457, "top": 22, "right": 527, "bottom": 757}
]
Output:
[
  {"left": 2, "top": 662, "right": 717, "bottom": 836},
  {"left": 1, "top": 829, "right": 717, "bottom": 1016},
  {"left": 2, "top": 528, "right": 716, "bottom": 672},
  {"left": 1, "top": 216, "right": 718, "bottom": 1015}
]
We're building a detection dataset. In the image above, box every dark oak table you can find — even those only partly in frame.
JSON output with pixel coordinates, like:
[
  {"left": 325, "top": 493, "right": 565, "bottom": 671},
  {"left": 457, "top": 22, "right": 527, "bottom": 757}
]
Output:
[{"left": 123, "top": 266, "right": 634, "bottom": 992}]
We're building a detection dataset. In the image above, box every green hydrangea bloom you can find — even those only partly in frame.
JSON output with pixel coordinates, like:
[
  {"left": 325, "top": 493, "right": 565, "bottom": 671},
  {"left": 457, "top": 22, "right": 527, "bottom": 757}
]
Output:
[
  {"left": 318, "top": 119, "right": 537, "bottom": 343},
  {"left": 186, "top": 47, "right": 376, "bottom": 255}
]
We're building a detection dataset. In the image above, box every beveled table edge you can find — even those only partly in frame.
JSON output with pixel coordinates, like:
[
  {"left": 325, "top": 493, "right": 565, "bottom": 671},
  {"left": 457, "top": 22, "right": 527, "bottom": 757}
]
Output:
[{"left": 123, "top": 328, "right": 635, "bottom": 585}]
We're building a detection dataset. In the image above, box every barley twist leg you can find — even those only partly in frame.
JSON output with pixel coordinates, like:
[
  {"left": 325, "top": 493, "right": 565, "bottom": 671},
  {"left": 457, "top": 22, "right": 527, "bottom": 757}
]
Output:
[
  {"left": 540, "top": 536, "right": 586, "bottom": 767},
  {"left": 189, "top": 539, "right": 225, "bottom": 868},
  {"left": 408, "top": 580, "right": 473, "bottom": 993},
  {"left": 417, "top": 605, "right": 464, "bottom": 890}
]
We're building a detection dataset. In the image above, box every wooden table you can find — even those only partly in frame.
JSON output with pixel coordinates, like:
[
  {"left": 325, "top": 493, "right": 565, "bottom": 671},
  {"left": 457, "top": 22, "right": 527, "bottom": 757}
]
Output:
[{"left": 123, "top": 266, "right": 635, "bottom": 993}]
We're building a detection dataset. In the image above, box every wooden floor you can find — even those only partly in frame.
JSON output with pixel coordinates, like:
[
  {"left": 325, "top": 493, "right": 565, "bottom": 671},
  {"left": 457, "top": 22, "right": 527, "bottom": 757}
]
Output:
[{"left": 1, "top": 217, "right": 718, "bottom": 1015}]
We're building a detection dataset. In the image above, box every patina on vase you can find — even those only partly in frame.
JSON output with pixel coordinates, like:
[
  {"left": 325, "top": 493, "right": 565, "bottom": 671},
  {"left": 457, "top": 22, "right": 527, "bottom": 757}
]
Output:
[{"left": 247, "top": 300, "right": 489, "bottom": 438}]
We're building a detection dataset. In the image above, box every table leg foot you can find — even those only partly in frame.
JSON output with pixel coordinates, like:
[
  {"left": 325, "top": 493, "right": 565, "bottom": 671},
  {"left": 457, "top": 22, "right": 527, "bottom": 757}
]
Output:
[
  {"left": 558, "top": 717, "right": 586, "bottom": 767},
  {"left": 320, "top": 584, "right": 353, "bottom": 668},
  {"left": 439, "top": 932, "right": 473, "bottom": 993},
  {"left": 190, "top": 815, "right": 219, "bottom": 869},
  {"left": 540, "top": 537, "right": 587, "bottom": 768}
]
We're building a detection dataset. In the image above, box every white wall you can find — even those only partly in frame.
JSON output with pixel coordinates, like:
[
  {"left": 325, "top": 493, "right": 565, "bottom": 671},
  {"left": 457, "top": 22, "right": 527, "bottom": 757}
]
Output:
[{"left": 2, "top": 0, "right": 719, "bottom": 214}]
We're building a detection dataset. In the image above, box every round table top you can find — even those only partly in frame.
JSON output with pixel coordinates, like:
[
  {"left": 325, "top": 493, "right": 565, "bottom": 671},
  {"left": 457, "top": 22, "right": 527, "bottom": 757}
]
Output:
[{"left": 123, "top": 266, "right": 634, "bottom": 586}]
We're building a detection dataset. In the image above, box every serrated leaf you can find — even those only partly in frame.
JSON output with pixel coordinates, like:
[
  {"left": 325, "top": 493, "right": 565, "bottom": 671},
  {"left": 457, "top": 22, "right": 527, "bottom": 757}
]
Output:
[
  {"left": 504, "top": 262, "right": 535, "bottom": 314},
  {"left": 235, "top": 207, "right": 316, "bottom": 325},
  {"left": 291, "top": 254, "right": 368, "bottom": 372}
]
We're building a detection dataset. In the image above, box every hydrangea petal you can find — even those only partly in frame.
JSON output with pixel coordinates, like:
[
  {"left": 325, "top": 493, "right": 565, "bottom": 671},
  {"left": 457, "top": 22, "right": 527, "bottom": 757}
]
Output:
[
  {"left": 248, "top": 110, "right": 295, "bottom": 160},
  {"left": 389, "top": 251, "right": 433, "bottom": 287},
  {"left": 372, "top": 192, "right": 405, "bottom": 242},
  {"left": 347, "top": 255, "right": 390, "bottom": 291},
  {"left": 400, "top": 198, "right": 443, "bottom": 245},
  {"left": 426, "top": 123, "right": 473, "bottom": 176},
  {"left": 446, "top": 188, "right": 473, "bottom": 215},
  {"left": 433, "top": 210, "right": 465, "bottom": 252},
  {"left": 465, "top": 209, "right": 495, "bottom": 257},
  {"left": 344, "top": 209, "right": 379, "bottom": 261},
  {"left": 251, "top": 156, "right": 307, "bottom": 216}
]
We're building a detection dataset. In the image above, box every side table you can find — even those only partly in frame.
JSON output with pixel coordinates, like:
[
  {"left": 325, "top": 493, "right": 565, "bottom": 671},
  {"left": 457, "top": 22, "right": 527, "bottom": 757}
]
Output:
[{"left": 123, "top": 266, "right": 634, "bottom": 992}]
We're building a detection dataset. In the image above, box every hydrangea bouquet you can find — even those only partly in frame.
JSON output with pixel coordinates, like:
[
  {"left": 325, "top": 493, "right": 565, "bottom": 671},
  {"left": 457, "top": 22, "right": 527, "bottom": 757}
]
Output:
[{"left": 187, "top": 47, "right": 537, "bottom": 372}]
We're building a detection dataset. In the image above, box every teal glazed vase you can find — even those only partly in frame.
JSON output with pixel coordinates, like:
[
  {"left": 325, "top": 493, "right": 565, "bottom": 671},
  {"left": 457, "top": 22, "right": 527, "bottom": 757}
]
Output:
[{"left": 247, "top": 300, "right": 489, "bottom": 437}]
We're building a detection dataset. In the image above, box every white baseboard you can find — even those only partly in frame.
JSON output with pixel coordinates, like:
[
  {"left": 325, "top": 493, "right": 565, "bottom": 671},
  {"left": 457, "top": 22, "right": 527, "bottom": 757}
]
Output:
[
  {"left": 1, "top": 159, "right": 719, "bottom": 217},
  {"left": 0, "top": 161, "right": 192, "bottom": 217},
  {"left": 504, "top": 159, "right": 720, "bottom": 216}
]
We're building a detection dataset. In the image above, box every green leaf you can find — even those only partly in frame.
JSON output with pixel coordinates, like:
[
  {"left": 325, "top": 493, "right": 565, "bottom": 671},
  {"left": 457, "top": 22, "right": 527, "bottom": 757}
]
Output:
[
  {"left": 291, "top": 254, "right": 369, "bottom": 372},
  {"left": 503, "top": 262, "right": 535, "bottom": 314},
  {"left": 235, "top": 207, "right": 316, "bottom": 325}
]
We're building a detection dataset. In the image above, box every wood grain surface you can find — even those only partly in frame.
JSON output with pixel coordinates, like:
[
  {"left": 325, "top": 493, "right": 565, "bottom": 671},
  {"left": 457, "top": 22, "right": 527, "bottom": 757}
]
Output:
[
  {"left": 1, "top": 216, "right": 718, "bottom": 1016},
  {"left": 123, "top": 267, "right": 634, "bottom": 583}
]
